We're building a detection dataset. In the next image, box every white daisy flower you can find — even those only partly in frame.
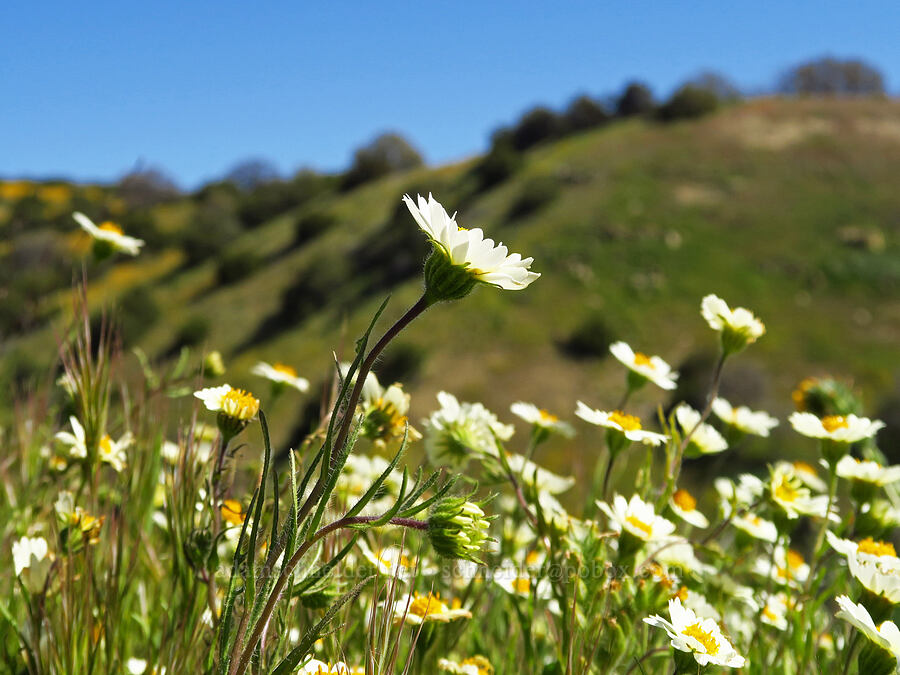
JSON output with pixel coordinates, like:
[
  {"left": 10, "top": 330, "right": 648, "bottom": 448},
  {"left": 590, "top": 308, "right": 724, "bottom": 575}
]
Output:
[
  {"left": 13, "top": 536, "right": 50, "bottom": 577},
  {"left": 609, "top": 341, "right": 679, "bottom": 391},
  {"left": 55, "top": 416, "right": 88, "bottom": 458},
  {"left": 835, "top": 595, "right": 900, "bottom": 667},
  {"left": 437, "top": 656, "right": 493, "bottom": 675},
  {"left": 73, "top": 211, "right": 144, "bottom": 256},
  {"left": 787, "top": 460, "right": 827, "bottom": 492},
  {"left": 711, "top": 397, "right": 778, "bottom": 437},
  {"left": 404, "top": 193, "right": 539, "bottom": 298},
  {"left": 575, "top": 401, "right": 669, "bottom": 446},
  {"left": 597, "top": 493, "right": 676, "bottom": 542},
  {"left": 505, "top": 453, "right": 575, "bottom": 494},
  {"left": 356, "top": 540, "right": 434, "bottom": 581},
  {"left": 423, "top": 391, "right": 513, "bottom": 469},
  {"left": 754, "top": 546, "right": 810, "bottom": 588},
  {"left": 193, "top": 384, "right": 259, "bottom": 421},
  {"left": 643, "top": 597, "right": 746, "bottom": 668},
  {"left": 768, "top": 463, "right": 834, "bottom": 520},
  {"left": 731, "top": 512, "right": 778, "bottom": 543},
  {"left": 669, "top": 489, "right": 709, "bottom": 528},
  {"left": 675, "top": 404, "right": 728, "bottom": 456},
  {"left": 297, "top": 660, "right": 364, "bottom": 675},
  {"left": 827, "top": 532, "right": 900, "bottom": 603},
  {"left": 98, "top": 432, "right": 132, "bottom": 472},
  {"left": 672, "top": 587, "right": 721, "bottom": 621},
  {"left": 716, "top": 473, "right": 766, "bottom": 513},
  {"left": 826, "top": 531, "right": 900, "bottom": 566},
  {"left": 760, "top": 593, "right": 790, "bottom": 631},
  {"left": 493, "top": 564, "right": 552, "bottom": 599},
  {"left": 789, "top": 412, "right": 885, "bottom": 444},
  {"left": 700, "top": 294, "right": 765, "bottom": 353},
  {"left": 836, "top": 456, "right": 900, "bottom": 486},
  {"left": 652, "top": 538, "right": 716, "bottom": 576},
  {"left": 391, "top": 591, "right": 472, "bottom": 626},
  {"left": 509, "top": 402, "right": 574, "bottom": 437},
  {"left": 251, "top": 361, "right": 309, "bottom": 392}
]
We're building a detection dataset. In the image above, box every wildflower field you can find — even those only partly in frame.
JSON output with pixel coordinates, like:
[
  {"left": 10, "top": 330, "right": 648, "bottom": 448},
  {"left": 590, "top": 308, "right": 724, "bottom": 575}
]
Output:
[{"left": 2, "top": 176, "right": 899, "bottom": 675}]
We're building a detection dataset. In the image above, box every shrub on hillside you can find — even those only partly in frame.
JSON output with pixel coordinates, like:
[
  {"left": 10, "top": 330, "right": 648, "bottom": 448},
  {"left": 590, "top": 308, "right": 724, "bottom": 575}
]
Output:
[
  {"left": 558, "top": 313, "right": 616, "bottom": 359},
  {"left": 510, "top": 107, "right": 563, "bottom": 151},
  {"left": 237, "top": 171, "right": 332, "bottom": 229},
  {"left": 472, "top": 131, "right": 522, "bottom": 192},
  {"left": 293, "top": 210, "right": 336, "bottom": 248},
  {"left": 563, "top": 95, "right": 611, "bottom": 133},
  {"left": 507, "top": 175, "right": 560, "bottom": 220},
  {"left": 116, "top": 286, "right": 161, "bottom": 346},
  {"left": 657, "top": 85, "right": 719, "bottom": 122},
  {"left": 779, "top": 57, "right": 885, "bottom": 96},
  {"left": 215, "top": 247, "right": 263, "bottom": 287},
  {"left": 614, "top": 82, "right": 655, "bottom": 117},
  {"left": 341, "top": 133, "right": 424, "bottom": 191}
]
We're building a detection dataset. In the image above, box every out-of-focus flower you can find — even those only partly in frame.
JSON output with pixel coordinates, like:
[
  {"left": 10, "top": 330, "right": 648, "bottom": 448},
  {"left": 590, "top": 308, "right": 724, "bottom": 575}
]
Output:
[
  {"left": 788, "top": 461, "right": 827, "bottom": 492},
  {"left": 336, "top": 453, "right": 404, "bottom": 502},
  {"left": 220, "top": 500, "right": 245, "bottom": 527},
  {"left": 730, "top": 513, "right": 778, "bottom": 543},
  {"left": 251, "top": 361, "right": 309, "bottom": 393},
  {"left": 55, "top": 491, "right": 104, "bottom": 548},
  {"left": 700, "top": 294, "right": 765, "bottom": 354},
  {"left": 609, "top": 341, "right": 679, "bottom": 391},
  {"left": 437, "top": 656, "right": 493, "bottom": 675},
  {"left": 509, "top": 402, "right": 574, "bottom": 437},
  {"left": 643, "top": 597, "right": 745, "bottom": 668},
  {"left": 711, "top": 398, "right": 778, "bottom": 437},
  {"left": 675, "top": 405, "right": 727, "bottom": 456},
  {"left": 13, "top": 536, "right": 53, "bottom": 592},
  {"left": 493, "top": 564, "right": 552, "bottom": 600},
  {"left": 343, "top": 368, "right": 420, "bottom": 450},
  {"left": 575, "top": 402, "right": 669, "bottom": 446},
  {"left": 836, "top": 456, "right": 900, "bottom": 486},
  {"left": 768, "top": 464, "right": 834, "bottom": 520},
  {"left": 297, "top": 660, "right": 364, "bottom": 675},
  {"left": 789, "top": 412, "right": 884, "bottom": 444},
  {"left": 597, "top": 494, "right": 676, "bottom": 545},
  {"left": 392, "top": 591, "right": 472, "bottom": 625},
  {"left": 404, "top": 193, "right": 539, "bottom": 302},
  {"left": 55, "top": 416, "right": 88, "bottom": 459},
  {"left": 73, "top": 211, "right": 144, "bottom": 257},
  {"left": 826, "top": 531, "right": 900, "bottom": 566},
  {"left": 356, "top": 540, "right": 435, "bottom": 581},
  {"left": 203, "top": 351, "right": 226, "bottom": 378},
  {"left": 424, "top": 392, "right": 513, "bottom": 469},
  {"left": 827, "top": 532, "right": 900, "bottom": 603},
  {"left": 669, "top": 489, "right": 709, "bottom": 528},
  {"left": 504, "top": 453, "right": 574, "bottom": 494},
  {"left": 760, "top": 593, "right": 790, "bottom": 631},
  {"left": 98, "top": 432, "right": 131, "bottom": 472},
  {"left": 716, "top": 474, "right": 766, "bottom": 512},
  {"left": 754, "top": 546, "right": 810, "bottom": 588}
]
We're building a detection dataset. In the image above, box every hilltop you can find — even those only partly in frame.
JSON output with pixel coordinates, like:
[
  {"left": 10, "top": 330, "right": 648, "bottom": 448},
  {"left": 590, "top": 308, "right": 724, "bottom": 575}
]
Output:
[{"left": 2, "top": 97, "right": 900, "bottom": 481}]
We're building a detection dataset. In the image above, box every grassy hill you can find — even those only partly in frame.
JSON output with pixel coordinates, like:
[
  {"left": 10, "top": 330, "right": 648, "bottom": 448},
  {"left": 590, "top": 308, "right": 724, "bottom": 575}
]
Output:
[{"left": 3, "top": 97, "right": 900, "bottom": 484}]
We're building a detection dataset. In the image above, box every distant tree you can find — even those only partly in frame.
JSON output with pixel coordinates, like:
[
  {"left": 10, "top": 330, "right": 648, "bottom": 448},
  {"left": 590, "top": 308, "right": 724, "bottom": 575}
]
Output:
[
  {"left": 224, "top": 158, "right": 281, "bottom": 190},
  {"left": 779, "top": 57, "right": 885, "bottom": 96},
  {"left": 657, "top": 85, "right": 719, "bottom": 122},
  {"left": 510, "top": 107, "right": 564, "bottom": 150},
  {"left": 615, "top": 82, "right": 655, "bottom": 117},
  {"left": 117, "top": 167, "right": 180, "bottom": 208},
  {"left": 563, "top": 95, "right": 611, "bottom": 132},
  {"left": 341, "top": 132, "right": 424, "bottom": 191},
  {"left": 686, "top": 71, "right": 742, "bottom": 101},
  {"left": 472, "top": 129, "right": 522, "bottom": 192}
]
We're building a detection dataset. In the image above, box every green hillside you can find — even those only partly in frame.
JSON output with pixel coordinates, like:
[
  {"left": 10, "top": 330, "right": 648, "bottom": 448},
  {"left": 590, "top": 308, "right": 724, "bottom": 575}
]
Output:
[{"left": 3, "top": 97, "right": 900, "bottom": 481}]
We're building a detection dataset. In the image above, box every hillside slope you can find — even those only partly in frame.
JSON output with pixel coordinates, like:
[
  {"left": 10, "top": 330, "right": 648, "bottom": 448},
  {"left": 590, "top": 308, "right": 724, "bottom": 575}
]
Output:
[{"left": 3, "top": 98, "right": 900, "bottom": 479}]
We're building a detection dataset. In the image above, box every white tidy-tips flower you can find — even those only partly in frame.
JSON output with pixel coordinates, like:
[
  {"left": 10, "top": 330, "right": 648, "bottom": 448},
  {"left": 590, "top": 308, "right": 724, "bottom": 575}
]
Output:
[
  {"left": 669, "top": 489, "right": 709, "bottom": 528},
  {"left": 509, "top": 402, "right": 574, "bottom": 437},
  {"left": 597, "top": 493, "right": 676, "bottom": 543},
  {"left": 671, "top": 587, "right": 721, "bottom": 621},
  {"left": 653, "top": 537, "right": 717, "bottom": 576},
  {"left": 827, "top": 531, "right": 900, "bottom": 603},
  {"left": 504, "top": 453, "right": 575, "bottom": 494},
  {"left": 716, "top": 473, "right": 766, "bottom": 512},
  {"left": 730, "top": 512, "right": 778, "bottom": 543},
  {"left": 754, "top": 546, "right": 810, "bottom": 588},
  {"left": 337, "top": 453, "right": 404, "bottom": 500},
  {"left": 787, "top": 460, "right": 827, "bottom": 492},
  {"left": 835, "top": 595, "right": 900, "bottom": 673},
  {"left": 251, "top": 361, "right": 309, "bottom": 392},
  {"left": 55, "top": 417, "right": 131, "bottom": 471},
  {"left": 55, "top": 416, "right": 89, "bottom": 458},
  {"left": 404, "top": 193, "right": 539, "bottom": 302},
  {"left": 700, "top": 294, "right": 765, "bottom": 354},
  {"left": 674, "top": 404, "right": 728, "bottom": 456},
  {"left": 644, "top": 597, "right": 746, "bottom": 668},
  {"left": 836, "top": 456, "right": 900, "bottom": 486},
  {"left": 493, "top": 564, "right": 553, "bottom": 600},
  {"left": 760, "top": 593, "right": 790, "bottom": 631},
  {"left": 73, "top": 211, "right": 144, "bottom": 257},
  {"left": 789, "top": 412, "right": 884, "bottom": 444},
  {"left": 609, "top": 341, "right": 679, "bottom": 391},
  {"left": 575, "top": 402, "right": 669, "bottom": 446},
  {"left": 423, "top": 392, "right": 514, "bottom": 469},
  {"left": 296, "top": 660, "right": 364, "bottom": 675},
  {"left": 711, "top": 397, "right": 778, "bottom": 437},
  {"left": 392, "top": 591, "right": 472, "bottom": 626},
  {"left": 768, "top": 463, "right": 834, "bottom": 520},
  {"left": 13, "top": 536, "right": 53, "bottom": 593},
  {"left": 194, "top": 384, "right": 260, "bottom": 440},
  {"left": 346, "top": 367, "right": 421, "bottom": 449},
  {"left": 437, "top": 656, "right": 493, "bottom": 675}
]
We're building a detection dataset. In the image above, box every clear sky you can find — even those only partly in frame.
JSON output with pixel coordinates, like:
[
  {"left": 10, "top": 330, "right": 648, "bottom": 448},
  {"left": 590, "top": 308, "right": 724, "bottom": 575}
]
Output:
[{"left": 2, "top": 1, "right": 898, "bottom": 188}]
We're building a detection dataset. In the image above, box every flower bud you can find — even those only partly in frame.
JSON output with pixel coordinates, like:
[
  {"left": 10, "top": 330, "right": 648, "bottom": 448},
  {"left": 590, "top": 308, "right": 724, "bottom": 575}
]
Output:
[{"left": 427, "top": 496, "right": 494, "bottom": 563}]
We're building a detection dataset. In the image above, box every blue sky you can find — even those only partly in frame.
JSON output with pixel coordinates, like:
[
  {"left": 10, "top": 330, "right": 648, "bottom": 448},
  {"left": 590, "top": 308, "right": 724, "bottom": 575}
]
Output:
[{"left": 2, "top": 1, "right": 899, "bottom": 188}]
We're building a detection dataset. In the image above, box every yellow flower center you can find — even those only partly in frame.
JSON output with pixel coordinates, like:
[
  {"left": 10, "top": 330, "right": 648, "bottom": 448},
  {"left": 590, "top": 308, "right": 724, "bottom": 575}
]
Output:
[
  {"left": 99, "top": 435, "right": 113, "bottom": 455},
  {"left": 762, "top": 606, "right": 779, "bottom": 622},
  {"left": 221, "top": 500, "right": 244, "bottom": 526},
  {"left": 792, "top": 377, "right": 818, "bottom": 410},
  {"left": 673, "top": 489, "right": 697, "bottom": 512},
  {"left": 512, "top": 577, "right": 531, "bottom": 594},
  {"left": 858, "top": 538, "right": 897, "bottom": 557},
  {"left": 683, "top": 622, "right": 719, "bottom": 655},
  {"left": 632, "top": 352, "right": 654, "bottom": 368},
  {"left": 786, "top": 549, "right": 805, "bottom": 569},
  {"left": 222, "top": 389, "right": 260, "bottom": 421},
  {"left": 98, "top": 221, "right": 124, "bottom": 235},
  {"left": 408, "top": 592, "right": 447, "bottom": 618},
  {"left": 538, "top": 409, "right": 558, "bottom": 423},
  {"left": 625, "top": 515, "right": 653, "bottom": 538},
  {"left": 610, "top": 410, "right": 642, "bottom": 431},
  {"left": 673, "top": 586, "right": 689, "bottom": 601},
  {"left": 793, "top": 461, "right": 817, "bottom": 476},
  {"left": 525, "top": 550, "right": 540, "bottom": 566},
  {"left": 773, "top": 476, "right": 800, "bottom": 503},
  {"left": 460, "top": 657, "right": 493, "bottom": 675},
  {"left": 272, "top": 362, "right": 297, "bottom": 377},
  {"left": 822, "top": 415, "right": 849, "bottom": 432}
]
